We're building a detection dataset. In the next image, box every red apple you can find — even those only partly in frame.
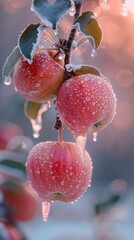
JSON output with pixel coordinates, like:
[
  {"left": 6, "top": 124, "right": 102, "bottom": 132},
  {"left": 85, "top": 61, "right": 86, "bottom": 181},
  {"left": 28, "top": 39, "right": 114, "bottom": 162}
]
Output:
[
  {"left": 26, "top": 141, "right": 93, "bottom": 203},
  {"left": 0, "top": 173, "right": 38, "bottom": 222},
  {"left": 0, "top": 121, "right": 23, "bottom": 150},
  {"left": 13, "top": 50, "right": 64, "bottom": 103},
  {"left": 0, "top": 221, "right": 23, "bottom": 240},
  {"left": 56, "top": 74, "right": 117, "bottom": 136}
]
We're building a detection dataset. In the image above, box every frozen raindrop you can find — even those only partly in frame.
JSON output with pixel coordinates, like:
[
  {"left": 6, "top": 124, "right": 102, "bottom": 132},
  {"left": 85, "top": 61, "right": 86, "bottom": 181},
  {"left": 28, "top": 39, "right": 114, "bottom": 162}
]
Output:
[
  {"left": 69, "top": 5, "right": 76, "bottom": 16},
  {"left": 42, "top": 201, "right": 51, "bottom": 221},
  {"left": 93, "top": 132, "right": 98, "bottom": 142},
  {"left": 121, "top": 0, "right": 128, "bottom": 16},
  {"left": 2, "top": 76, "right": 12, "bottom": 86},
  {"left": 91, "top": 49, "right": 97, "bottom": 58}
]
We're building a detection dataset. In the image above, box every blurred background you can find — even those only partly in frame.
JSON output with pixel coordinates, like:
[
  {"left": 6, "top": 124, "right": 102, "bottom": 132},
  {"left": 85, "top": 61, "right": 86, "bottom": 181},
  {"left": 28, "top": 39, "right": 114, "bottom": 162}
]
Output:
[{"left": 0, "top": 0, "right": 134, "bottom": 239}]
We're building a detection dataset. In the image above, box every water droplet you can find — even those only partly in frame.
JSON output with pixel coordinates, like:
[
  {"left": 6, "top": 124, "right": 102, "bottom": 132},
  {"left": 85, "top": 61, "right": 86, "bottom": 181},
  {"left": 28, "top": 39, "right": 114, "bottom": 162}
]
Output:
[
  {"left": 121, "top": 0, "right": 128, "bottom": 16},
  {"left": 93, "top": 132, "right": 98, "bottom": 142},
  {"left": 91, "top": 49, "right": 97, "bottom": 58},
  {"left": 61, "top": 180, "right": 64, "bottom": 186},
  {"left": 69, "top": 5, "right": 76, "bottom": 16},
  {"left": 2, "top": 76, "right": 12, "bottom": 86},
  {"left": 58, "top": 53, "right": 65, "bottom": 60},
  {"left": 42, "top": 201, "right": 51, "bottom": 222},
  {"left": 103, "top": 0, "right": 109, "bottom": 4}
]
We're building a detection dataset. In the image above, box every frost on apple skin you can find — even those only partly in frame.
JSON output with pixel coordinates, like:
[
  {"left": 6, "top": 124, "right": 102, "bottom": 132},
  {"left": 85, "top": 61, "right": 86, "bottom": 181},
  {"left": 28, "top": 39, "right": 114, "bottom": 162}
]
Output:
[
  {"left": 26, "top": 141, "right": 93, "bottom": 203},
  {"left": 56, "top": 73, "right": 117, "bottom": 136},
  {"left": 13, "top": 50, "right": 64, "bottom": 103}
]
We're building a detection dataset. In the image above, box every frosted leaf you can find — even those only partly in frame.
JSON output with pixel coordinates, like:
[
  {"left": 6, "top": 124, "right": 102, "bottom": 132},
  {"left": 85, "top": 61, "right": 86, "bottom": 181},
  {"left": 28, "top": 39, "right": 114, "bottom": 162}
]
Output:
[
  {"left": 19, "top": 23, "right": 46, "bottom": 63},
  {"left": 31, "top": 0, "right": 73, "bottom": 30},
  {"left": 74, "top": 11, "right": 102, "bottom": 50},
  {"left": 2, "top": 46, "right": 22, "bottom": 77},
  {"left": 42, "top": 201, "right": 51, "bottom": 221}
]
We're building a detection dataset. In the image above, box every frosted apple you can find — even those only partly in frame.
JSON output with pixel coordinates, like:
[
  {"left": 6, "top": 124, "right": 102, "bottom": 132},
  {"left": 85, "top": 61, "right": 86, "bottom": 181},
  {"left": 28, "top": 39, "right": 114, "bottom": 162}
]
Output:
[
  {"left": 56, "top": 74, "right": 117, "bottom": 136},
  {"left": 13, "top": 50, "right": 64, "bottom": 103},
  {"left": 26, "top": 141, "right": 93, "bottom": 203}
]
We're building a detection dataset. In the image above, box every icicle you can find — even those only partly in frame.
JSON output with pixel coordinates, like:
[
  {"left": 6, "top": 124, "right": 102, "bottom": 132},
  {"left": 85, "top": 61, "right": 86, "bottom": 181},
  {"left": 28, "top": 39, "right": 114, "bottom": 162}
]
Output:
[
  {"left": 30, "top": 102, "right": 50, "bottom": 139},
  {"left": 121, "top": 0, "right": 128, "bottom": 16},
  {"left": 2, "top": 76, "right": 12, "bottom": 86},
  {"left": 75, "top": 134, "right": 87, "bottom": 162},
  {"left": 42, "top": 201, "right": 51, "bottom": 222},
  {"left": 93, "top": 132, "right": 98, "bottom": 142}
]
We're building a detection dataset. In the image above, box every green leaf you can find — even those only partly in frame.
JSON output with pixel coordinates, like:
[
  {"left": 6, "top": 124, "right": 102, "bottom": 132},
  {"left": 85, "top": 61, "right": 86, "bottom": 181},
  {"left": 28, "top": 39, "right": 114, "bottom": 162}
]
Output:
[
  {"left": 19, "top": 23, "right": 46, "bottom": 62},
  {"left": 73, "top": 65, "right": 101, "bottom": 77},
  {"left": 0, "top": 159, "right": 26, "bottom": 175},
  {"left": 2, "top": 46, "right": 22, "bottom": 77},
  {"left": 0, "top": 150, "right": 26, "bottom": 178},
  {"left": 74, "top": 11, "right": 102, "bottom": 50},
  {"left": 24, "top": 100, "right": 42, "bottom": 121},
  {"left": 31, "top": 0, "right": 73, "bottom": 29}
]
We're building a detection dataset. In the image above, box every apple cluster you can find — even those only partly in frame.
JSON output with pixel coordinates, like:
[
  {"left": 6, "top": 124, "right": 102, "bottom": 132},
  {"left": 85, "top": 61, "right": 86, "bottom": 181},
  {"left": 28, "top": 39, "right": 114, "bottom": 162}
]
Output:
[{"left": 12, "top": 47, "right": 117, "bottom": 206}]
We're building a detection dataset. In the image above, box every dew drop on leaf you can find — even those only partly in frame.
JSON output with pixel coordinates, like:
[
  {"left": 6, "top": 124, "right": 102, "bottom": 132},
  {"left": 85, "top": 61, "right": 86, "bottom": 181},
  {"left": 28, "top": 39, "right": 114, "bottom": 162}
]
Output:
[
  {"left": 2, "top": 76, "right": 12, "bottom": 86},
  {"left": 93, "top": 132, "right": 98, "bottom": 142},
  {"left": 42, "top": 201, "right": 51, "bottom": 222}
]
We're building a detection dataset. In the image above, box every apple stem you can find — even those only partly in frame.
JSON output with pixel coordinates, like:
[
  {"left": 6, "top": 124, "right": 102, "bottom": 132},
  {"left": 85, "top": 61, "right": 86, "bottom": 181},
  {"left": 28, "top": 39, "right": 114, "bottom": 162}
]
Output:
[
  {"left": 58, "top": 125, "right": 63, "bottom": 143},
  {"left": 54, "top": 115, "right": 63, "bottom": 142}
]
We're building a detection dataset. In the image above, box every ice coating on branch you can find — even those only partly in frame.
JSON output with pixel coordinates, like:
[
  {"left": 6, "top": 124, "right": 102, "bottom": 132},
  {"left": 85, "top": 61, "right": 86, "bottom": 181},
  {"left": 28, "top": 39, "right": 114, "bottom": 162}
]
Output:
[{"left": 65, "top": 64, "right": 82, "bottom": 72}]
